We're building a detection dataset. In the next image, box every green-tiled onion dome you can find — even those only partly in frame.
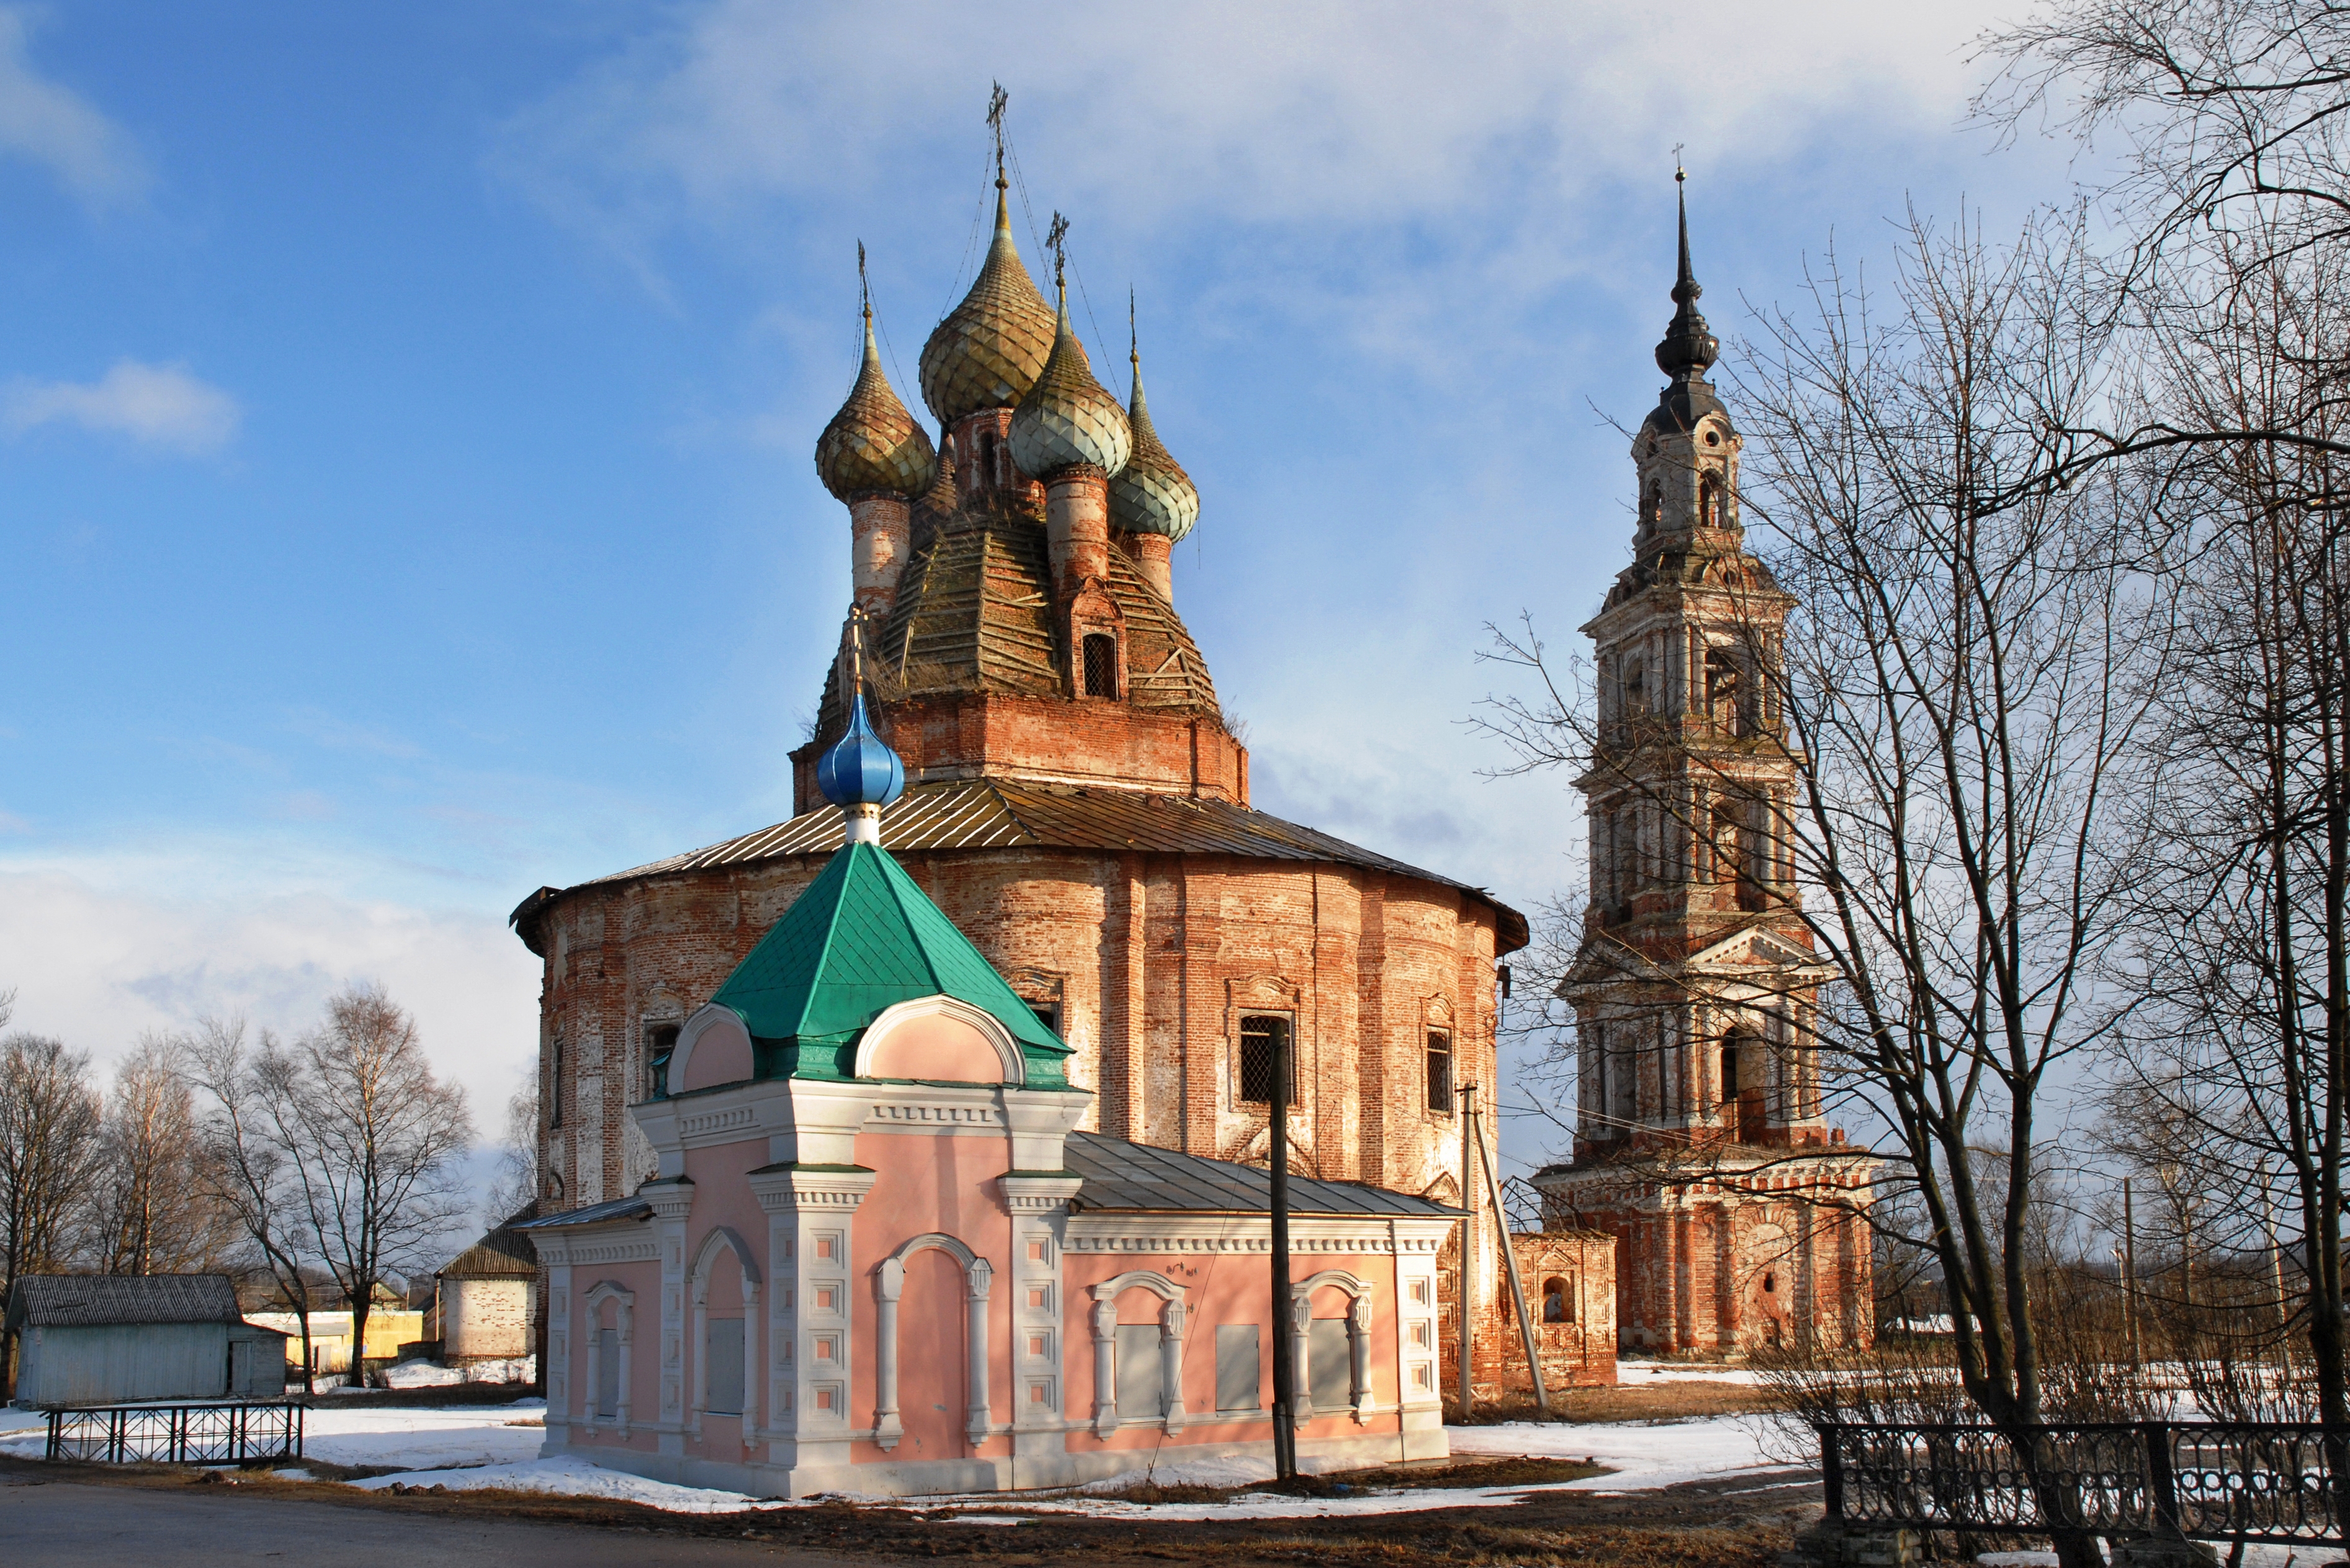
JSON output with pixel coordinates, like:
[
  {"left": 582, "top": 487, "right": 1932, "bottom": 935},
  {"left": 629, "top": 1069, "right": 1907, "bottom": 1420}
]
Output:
[
  {"left": 815, "top": 312, "right": 938, "bottom": 500},
  {"left": 1107, "top": 352, "right": 1197, "bottom": 541},
  {"left": 1008, "top": 287, "right": 1131, "bottom": 479},
  {"left": 918, "top": 184, "right": 1057, "bottom": 424}
]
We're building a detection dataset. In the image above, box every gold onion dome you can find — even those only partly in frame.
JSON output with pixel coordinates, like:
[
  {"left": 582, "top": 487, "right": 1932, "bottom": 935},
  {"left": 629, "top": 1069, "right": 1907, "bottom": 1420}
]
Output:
[
  {"left": 815, "top": 310, "right": 938, "bottom": 500},
  {"left": 1107, "top": 352, "right": 1197, "bottom": 541},
  {"left": 1008, "top": 283, "right": 1131, "bottom": 478},
  {"left": 918, "top": 184, "right": 1057, "bottom": 424}
]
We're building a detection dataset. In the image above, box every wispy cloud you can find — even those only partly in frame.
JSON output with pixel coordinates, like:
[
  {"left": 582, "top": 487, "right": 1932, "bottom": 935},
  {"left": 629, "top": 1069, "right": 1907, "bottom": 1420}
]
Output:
[
  {"left": 4, "top": 360, "right": 242, "bottom": 455},
  {"left": 0, "top": 9, "right": 147, "bottom": 210}
]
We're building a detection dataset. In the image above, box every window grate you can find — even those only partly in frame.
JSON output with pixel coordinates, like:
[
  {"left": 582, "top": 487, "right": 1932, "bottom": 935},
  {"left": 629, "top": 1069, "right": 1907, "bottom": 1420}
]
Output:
[
  {"left": 1238, "top": 1015, "right": 1290, "bottom": 1105},
  {"left": 1082, "top": 633, "right": 1119, "bottom": 699},
  {"left": 1425, "top": 1031, "right": 1453, "bottom": 1113}
]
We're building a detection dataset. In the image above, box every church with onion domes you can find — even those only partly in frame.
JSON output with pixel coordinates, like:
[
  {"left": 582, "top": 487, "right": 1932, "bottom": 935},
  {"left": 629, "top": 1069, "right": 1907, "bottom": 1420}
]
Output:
[{"left": 510, "top": 135, "right": 1531, "bottom": 1426}]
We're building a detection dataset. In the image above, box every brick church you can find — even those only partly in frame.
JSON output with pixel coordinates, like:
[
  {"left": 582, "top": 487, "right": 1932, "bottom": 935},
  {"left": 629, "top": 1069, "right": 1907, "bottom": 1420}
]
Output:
[
  {"left": 511, "top": 155, "right": 1526, "bottom": 1354},
  {"left": 1531, "top": 178, "right": 1876, "bottom": 1354}
]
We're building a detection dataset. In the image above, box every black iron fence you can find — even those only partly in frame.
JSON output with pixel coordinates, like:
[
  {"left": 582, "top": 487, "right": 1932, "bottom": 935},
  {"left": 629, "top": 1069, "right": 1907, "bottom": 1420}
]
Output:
[
  {"left": 43, "top": 1402, "right": 304, "bottom": 1466},
  {"left": 1820, "top": 1422, "right": 2346, "bottom": 1546}
]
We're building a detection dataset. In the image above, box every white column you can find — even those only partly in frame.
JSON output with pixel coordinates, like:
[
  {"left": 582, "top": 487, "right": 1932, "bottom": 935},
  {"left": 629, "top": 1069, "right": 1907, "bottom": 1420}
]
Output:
[
  {"left": 874, "top": 1258, "right": 904, "bottom": 1452},
  {"left": 1159, "top": 1299, "right": 1186, "bottom": 1435},
  {"left": 1348, "top": 1293, "right": 1374, "bottom": 1422},
  {"left": 1289, "top": 1288, "right": 1313, "bottom": 1416},
  {"left": 615, "top": 1294, "right": 634, "bottom": 1436},
  {"left": 1091, "top": 1297, "right": 1118, "bottom": 1436},
  {"left": 964, "top": 1257, "right": 993, "bottom": 1448}
]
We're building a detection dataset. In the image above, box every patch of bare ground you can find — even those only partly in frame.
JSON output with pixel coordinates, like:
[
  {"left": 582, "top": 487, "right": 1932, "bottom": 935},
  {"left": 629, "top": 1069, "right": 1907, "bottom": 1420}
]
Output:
[
  {"left": 0, "top": 1448, "right": 1816, "bottom": 1567},
  {"left": 1451, "top": 1379, "right": 1777, "bottom": 1426}
]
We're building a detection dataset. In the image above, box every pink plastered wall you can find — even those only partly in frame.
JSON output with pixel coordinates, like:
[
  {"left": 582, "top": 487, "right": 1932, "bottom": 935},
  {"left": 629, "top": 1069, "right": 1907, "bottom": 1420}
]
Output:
[
  {"left": 845, "top": 1127, "right": 1019, "bottom": 1463},
  {"left": 1061, "top": 1248, "right": 1407, "bottom": 1451}
]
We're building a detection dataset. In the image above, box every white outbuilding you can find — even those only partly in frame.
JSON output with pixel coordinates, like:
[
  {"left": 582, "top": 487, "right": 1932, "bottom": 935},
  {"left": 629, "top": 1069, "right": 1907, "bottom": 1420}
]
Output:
[{"left": 5, "top": 1274, "right": 287, "bottom": 1407}]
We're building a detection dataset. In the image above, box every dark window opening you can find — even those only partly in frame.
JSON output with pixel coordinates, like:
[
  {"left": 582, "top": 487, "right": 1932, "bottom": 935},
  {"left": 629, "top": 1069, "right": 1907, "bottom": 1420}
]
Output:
[
  {"left": 1028, "top": 1001, "right": 1061, "bottom": 1038},
  {"left": 1082, "top": 633, "right": 1119, "bottom": 699},
  {"left": 1238, "top": 1015, "right": 1293, "bottom": 1106},
  {"left": 549, "top": 1036, "right": 563, "bottom": 1128},
  {"left": 1425, "top": 1031, "right": 1454, "bottom": 1113},
  {"left": 1718, "top": 1039, "right": 1739, "bottom": 1104},
  {"left": 1762, "top": 1271, "right": 1778, "bottom": 1295},
  {"left": 978, "top": 429, "right": 998, "bottom": 486},
  {"left": 1542, "top": 1275, "right": 1574, "bottom": 1324},
  {"left": 1705, "top": 648, "right": 1743, "bottom": 735},
  {"left": 647, "top": 1024, "right": 680, "bottom": 1099}
]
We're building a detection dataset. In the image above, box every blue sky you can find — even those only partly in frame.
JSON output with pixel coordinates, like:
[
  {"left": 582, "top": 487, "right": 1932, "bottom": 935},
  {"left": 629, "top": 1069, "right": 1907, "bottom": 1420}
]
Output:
[{"left": 0, "top": 2, "right": 2081, "bottom": 1185}]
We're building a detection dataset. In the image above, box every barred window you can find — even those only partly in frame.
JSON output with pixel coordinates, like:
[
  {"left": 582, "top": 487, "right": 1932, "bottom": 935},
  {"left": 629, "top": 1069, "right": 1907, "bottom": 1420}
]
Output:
[
  {"left": 1082, "top": 634, "right": 1119, "bottom": 699},
  {"left": 1425, "top": 1031, "right": 1453, "bottom": 1113},
  {"left": 1238, "top": 1015, "right": 1292, "bottom": 1105}
]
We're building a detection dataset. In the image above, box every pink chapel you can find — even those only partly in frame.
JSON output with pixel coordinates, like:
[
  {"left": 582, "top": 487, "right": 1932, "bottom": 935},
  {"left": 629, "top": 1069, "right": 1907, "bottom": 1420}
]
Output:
[{"left": 519, "top": 689, "right": 1461, "bottom": 1497}]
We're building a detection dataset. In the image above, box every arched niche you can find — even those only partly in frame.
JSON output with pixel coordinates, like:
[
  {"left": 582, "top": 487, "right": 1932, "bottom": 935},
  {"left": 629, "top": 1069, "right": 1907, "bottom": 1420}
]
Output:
[
  {"left": 853, "top": 995, "right": 1023, "bottom": 1085},
  {"left": 669, "top": 1004, "right": 755, "bottom": 1095}
]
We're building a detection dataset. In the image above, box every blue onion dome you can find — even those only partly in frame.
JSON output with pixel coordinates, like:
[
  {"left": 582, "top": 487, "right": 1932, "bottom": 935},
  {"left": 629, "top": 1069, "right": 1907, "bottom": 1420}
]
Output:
[
  {"left": 815, "top": 692, "right": 905, "bottom": 808},
  {"left": 1008, "top": 285, "right": 1131, "bottom": 478},
  {"left": 918, "top": 182, "right": 1057, "bottom": 424},
  {"left": 815, "top": 311, "right": 938, "bottom": 501},
  {"left": 1106, "top": 352, "right": 1197, "bottom": 541}
]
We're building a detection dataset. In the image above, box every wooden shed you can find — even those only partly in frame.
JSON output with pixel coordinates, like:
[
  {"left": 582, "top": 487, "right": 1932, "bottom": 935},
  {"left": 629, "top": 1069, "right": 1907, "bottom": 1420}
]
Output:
[{"left": 5, "top": 1274, "right": 287, "bottom": 1407}]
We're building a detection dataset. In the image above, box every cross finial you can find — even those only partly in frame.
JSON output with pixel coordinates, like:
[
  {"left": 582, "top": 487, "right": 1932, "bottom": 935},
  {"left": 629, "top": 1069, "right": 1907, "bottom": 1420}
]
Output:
[
  {"left": 846, "top": 604, "right": 868, "bottom": 696},
  {"left": 1674, "top": 143, "right": 1686, "bottom": 182},
  {"left": 857, "top": 238, "right": 869, "bottom": 325},
  {"left": 1046, "top": 210, "right": 1069, "bottom": 293},
  {"left": 1129, "top": 287, "right": 1137, "bottom": 367},
  {"left": 987, "top": 82, "right": 1008, "bottom": 187}
]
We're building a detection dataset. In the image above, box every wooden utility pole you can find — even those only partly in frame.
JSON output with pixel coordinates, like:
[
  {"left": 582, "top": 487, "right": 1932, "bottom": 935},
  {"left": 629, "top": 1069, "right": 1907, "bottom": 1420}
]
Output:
[
  {"left": 1269, "top": 1024, "right": 1298, "bottom": 1482},
  {"left": 1471, "top": 1096, "right": 1549, "bottom": 1415},
  {"left": 2122, "top": 1177, "right": 2141, "bottom": 1368},
  {"left": 1456, "top": 1081, "right": 1478, "bottom": 1417}
]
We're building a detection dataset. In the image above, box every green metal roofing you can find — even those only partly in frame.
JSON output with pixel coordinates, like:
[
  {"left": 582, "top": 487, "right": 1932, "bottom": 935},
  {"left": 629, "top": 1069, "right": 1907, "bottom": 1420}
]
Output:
[{"left": 706, "top": 841, "right": 1072, "bottom": 1088}]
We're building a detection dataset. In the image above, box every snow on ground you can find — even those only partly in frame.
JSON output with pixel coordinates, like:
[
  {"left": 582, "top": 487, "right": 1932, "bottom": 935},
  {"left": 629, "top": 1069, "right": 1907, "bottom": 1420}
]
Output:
[
  {"left": 1615, "top": 1358, "right": 1767, "bottom": 1386},
  {"left": 1448, "top": 1413, "right": 1785, "bottom": 1490},
  {"left": 296, "top": 1400, "right": 549, "bottom": 1471},
  {"left": 0, "top": 1405, "right": 49, "bottom": 1439},
  {"left": 346, "top": 1454, "right": 788, "bottom": 1513}
]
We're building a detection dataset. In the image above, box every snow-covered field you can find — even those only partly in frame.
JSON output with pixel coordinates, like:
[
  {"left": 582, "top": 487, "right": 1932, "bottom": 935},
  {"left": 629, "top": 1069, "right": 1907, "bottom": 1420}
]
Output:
[{"left": 1450, "top": 1412, "right": 1783, "bottom": 1490}]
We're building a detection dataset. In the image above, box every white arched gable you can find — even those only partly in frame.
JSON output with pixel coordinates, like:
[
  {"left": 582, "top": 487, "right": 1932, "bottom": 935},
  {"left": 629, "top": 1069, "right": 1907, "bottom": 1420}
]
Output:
[
  {"left": 668, "top": 1003, "right": 754, "bottom": 1095},
  {"left": 689, "top": 1225, "right": 763, "bottom": 1296},
  {"left": 852, "top": 995, "right": 1025, "bottom": 1086}
]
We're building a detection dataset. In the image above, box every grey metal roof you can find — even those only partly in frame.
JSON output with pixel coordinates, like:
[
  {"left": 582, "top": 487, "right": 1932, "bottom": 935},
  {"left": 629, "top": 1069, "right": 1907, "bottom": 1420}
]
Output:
[
  {"left": 1062, "top": 1131, "right": 1465, "bottom": 1219},
  {"left": 4, "top": 1273, "right": 240, "bottom": 1331},
  {"left": 514, "top": 1194, "right": 655, "bottom": 1231},
  {"left": 513, "top": 777, "right": 1527, "bottom": 954}
]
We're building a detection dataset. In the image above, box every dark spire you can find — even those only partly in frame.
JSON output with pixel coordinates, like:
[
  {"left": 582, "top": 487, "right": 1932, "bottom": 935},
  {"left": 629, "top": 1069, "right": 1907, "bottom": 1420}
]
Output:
[{"left": 1654, "top": 166, "right": 1720, "bottom": 382}]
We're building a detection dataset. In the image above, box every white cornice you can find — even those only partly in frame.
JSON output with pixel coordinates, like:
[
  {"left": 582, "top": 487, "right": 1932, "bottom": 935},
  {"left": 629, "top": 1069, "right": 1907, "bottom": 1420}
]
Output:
[{"left": 1062, "top": 1212, "right": 1455, "bottom": 1255}]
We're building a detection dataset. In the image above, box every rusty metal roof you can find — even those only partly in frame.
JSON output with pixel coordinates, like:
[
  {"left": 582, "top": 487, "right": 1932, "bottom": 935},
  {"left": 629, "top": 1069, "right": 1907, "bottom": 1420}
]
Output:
[
  {"left": 1062, "top": 1131, "right": 1465, "bottom": 1219},
  {"left": 512, "top": 778, "right": 1526, "bottom": 953}
]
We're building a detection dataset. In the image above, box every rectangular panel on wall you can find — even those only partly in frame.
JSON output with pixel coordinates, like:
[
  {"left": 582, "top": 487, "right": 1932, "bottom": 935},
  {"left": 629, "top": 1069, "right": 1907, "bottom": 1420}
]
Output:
[
  {"left": 705, "top": 1317, "right": 745, "bottom": 1415},
  {"left": 596, "top": 1328, "right": 619, "bottom": 1417},
  {"left": 1214, "top": 1324, "right": 1260, "bottom": 1411},
  {"left": 1307, "top": 1319, "right": 1350, "bottom": 1412},
  {"left": 1113, "top": 1324, "right": 1163, "bottom": 1421}
]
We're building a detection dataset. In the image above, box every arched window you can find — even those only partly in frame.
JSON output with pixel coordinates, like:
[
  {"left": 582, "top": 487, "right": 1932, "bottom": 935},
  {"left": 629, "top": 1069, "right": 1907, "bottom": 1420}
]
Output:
[
  {"left": 1719, "top": 1036, "right": 1741, "bottom": 1103},
  {"left": 1541, "top": 1275, "right": 1574, "bottom": 1323},
  {"left": 1705, "top": 648, "right": 1742, "bottom": 735},
  {"left": 1082, "top": 634, "right": 1119, "bottom": 699},
  {"left": 1699, "top": 473, "right": 1724, "bottom": 529}
]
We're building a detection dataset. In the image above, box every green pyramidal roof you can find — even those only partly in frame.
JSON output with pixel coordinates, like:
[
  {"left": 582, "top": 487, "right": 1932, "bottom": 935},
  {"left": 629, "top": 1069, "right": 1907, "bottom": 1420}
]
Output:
[{"left": 705, "top": 841, "right": 1072, "bottom": 1088}]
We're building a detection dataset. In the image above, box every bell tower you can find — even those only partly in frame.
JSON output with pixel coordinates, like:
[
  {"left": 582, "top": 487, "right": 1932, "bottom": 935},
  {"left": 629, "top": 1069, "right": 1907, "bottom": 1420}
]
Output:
[{"left": 1534, "top": 172, "right": 1875, "bottom": 1355}]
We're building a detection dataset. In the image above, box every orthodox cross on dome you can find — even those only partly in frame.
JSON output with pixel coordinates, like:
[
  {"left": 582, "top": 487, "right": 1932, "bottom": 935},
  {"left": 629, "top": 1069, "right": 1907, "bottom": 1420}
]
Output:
[
  {"left": 987, "top": 81, "right": 1009, "bottom": 187},
  {"left": 857, "top": 238, "right": 871, "bottom": 328},
  {"left": 1046, "top": 210, "right": 1070, "bottom": 293}
]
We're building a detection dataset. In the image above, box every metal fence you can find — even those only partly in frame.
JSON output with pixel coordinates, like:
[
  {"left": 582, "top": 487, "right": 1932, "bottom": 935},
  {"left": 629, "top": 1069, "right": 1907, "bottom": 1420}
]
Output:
[
  {"left": 43, "top": 1402, "right": 304, "bottom": 1466},
  {"left": 1821, "top": 1422, "right": 2346, "bottom": 1546}
]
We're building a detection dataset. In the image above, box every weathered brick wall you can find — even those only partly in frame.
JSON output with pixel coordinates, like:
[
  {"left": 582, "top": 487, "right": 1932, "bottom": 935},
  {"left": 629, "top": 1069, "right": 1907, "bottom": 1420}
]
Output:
[
  {"left": 442, "top": 1277, "right": 533, "bottom": 1361},
  {"left": 1440, "top": 1230, "right": 1618, "bottom": 1396},
  {"left": 529, "top": 844, "right": 1511, "bottom": 1324}
]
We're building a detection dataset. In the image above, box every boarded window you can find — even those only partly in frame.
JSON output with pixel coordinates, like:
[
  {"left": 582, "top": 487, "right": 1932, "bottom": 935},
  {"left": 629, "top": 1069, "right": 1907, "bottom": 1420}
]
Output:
[
  {"left": 1238, "top": 1015, "right": 1291, "bottom": 1106},
  {"left": 1114, "top": 1322, "right": 1163, "bottom": 1420},
  {"left": 1425, "top": 1031, "right": 1453, "bottom": 1113},
  {"left": 647, "top": 1024, "right": 679, "bottom": 1099},
  {"left": 1082, "top": 634, "right": 1119, "bottom": 699},
  {"left": 1215, "top": 1324, "right": 1260, "bottom": 1411},
  {"left": 704, "top": 1317, "right": 745, "bottom": 1416},
  {"left": 596, "top": 1327, "right": 620, "bottom": 1417},
  {"left": 1307, "top": 1317, "right": 1351, "bottom": 1412}
]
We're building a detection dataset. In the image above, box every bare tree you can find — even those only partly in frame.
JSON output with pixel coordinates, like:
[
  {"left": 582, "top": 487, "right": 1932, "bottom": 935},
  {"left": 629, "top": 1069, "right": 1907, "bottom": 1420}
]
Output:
[
  {"left": 181, "top": 1017, "right": 328, "bottom": 1391},
  {"left": 0, "top": 1024, "right": 104, "bottom": 1394},
  {"left": 277, "top": 985, "right": 474, "bottom": 1378},
  {"left": 1481, "top": 212, "right": 2160, "bottom": 1568},
  {"left": 87, "top": 1036, "right": 236, "bottom": 1276},
  {"left": 484, "top": 1076, "right": 539, "bottom": 1229}
]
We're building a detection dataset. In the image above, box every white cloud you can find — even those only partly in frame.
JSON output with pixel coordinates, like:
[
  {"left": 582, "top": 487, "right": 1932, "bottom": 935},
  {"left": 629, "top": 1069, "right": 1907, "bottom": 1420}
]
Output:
[
  {"left": 496, "top": 0, "right": 2006, "bottom": 254},
  {"left": 5, "top": 360, "right": 242, "bottom": 454},
  {"left": 0, "top": 8, "right": 146, "bottom": 210},
  {"left": 0, "top": 850, "right": 542, "bottom": 1144}
]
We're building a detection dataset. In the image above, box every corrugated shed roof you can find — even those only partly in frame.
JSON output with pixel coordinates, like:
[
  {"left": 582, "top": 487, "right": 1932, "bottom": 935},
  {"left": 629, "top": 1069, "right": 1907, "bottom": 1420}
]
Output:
[
  {"left": 707, "top": 841, "right": 1070, "bottom": 1085},
  {"left": 439, "top": 1222, "right": 539, "bottom": 1278},
  {"left": 1062, "top": 1131, "right": 1465, "bottom": 1220},
  {"left": 4, "top": 1273, "right": 240, "bottom": 1330},
  {"left": 516, "top": 779, "right": 1526, "bottom": 952}
]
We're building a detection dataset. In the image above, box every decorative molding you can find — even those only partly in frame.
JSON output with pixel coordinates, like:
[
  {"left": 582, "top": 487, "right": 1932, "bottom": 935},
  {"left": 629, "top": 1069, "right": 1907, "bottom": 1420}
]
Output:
[
  {"left": 853, "top": 995, "right": 1025, "bottom": 1086},
  {"left": 997, "top": 1172, "right": 1083, "bottom": 1213},
  {"left": 1063, "top": 1213, "right": 1454, "bottom": 1255},
  {"left": 677, "top": 1103, "right": 758, "bottom": 1139}
]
